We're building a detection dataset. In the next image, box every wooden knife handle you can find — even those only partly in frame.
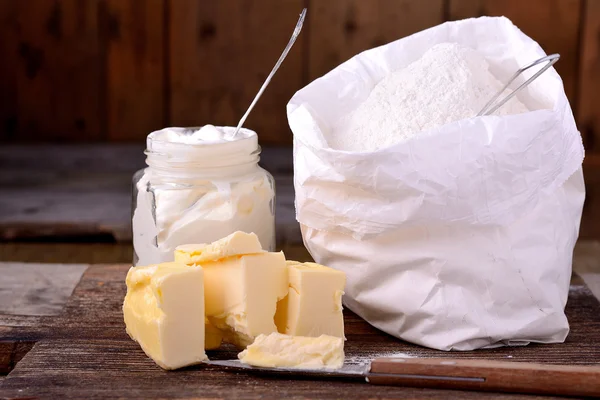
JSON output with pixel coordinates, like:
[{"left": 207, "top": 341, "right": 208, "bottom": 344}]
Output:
[{"left": 367, "top": 357, "right": 600, "bottom": 397}]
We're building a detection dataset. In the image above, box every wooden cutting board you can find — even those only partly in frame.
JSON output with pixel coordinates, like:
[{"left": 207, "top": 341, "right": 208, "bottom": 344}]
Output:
[{"left": 1, "top": 264, "right": 600, "bottom": 399}]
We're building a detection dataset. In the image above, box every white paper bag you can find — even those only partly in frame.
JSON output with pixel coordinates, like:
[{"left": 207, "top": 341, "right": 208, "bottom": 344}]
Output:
[{"left": 287, "top": 16, "right": 585, "bottom": 350}]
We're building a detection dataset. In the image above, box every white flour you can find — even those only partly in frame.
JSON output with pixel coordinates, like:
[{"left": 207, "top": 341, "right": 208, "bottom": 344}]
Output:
[
  {"left": 344, "top": 352, "right": 415, "bottom": 365},
  {"left": 329, "top": 43, "right": 529, "bottom": 152}
]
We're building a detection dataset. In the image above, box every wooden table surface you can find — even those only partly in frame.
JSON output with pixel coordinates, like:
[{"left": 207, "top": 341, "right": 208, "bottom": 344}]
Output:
[{"left": 1, "top": 243, "right": 600, "bottom": 399}]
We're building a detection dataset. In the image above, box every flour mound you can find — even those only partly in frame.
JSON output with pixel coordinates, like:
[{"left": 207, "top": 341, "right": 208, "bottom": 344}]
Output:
[{"left": 329, "top": 43, "right": 529, "bottom": 152}]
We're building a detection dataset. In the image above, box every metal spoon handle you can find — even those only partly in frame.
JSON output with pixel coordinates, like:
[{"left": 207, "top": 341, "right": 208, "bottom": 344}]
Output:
[
  {"left": 231, "top": 8, "right": 307, "bottom": 138},
  {"left": 478, "top": 53, "right": 560, "bottom": 116}
]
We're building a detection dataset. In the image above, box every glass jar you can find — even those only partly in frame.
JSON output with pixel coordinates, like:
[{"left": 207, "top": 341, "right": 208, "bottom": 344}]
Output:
[{"left": 132, "top": 126, "right": 275, "bottom": 266}]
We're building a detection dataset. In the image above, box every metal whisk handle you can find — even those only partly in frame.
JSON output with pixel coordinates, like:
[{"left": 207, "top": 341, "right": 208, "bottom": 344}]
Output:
[{"left": 478, "top": 53, "right": 560, "bottom": 117}]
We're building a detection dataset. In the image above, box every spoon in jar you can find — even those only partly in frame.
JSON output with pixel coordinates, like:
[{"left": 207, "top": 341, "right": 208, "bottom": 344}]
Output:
[{"left": 230, "top": 8, "right": 307, "bottom": 139}]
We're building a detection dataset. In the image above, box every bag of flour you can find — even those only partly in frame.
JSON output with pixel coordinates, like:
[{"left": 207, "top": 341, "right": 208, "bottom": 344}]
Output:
[{"left": 287, "top": 17, "right": 585, "bottom": 350}]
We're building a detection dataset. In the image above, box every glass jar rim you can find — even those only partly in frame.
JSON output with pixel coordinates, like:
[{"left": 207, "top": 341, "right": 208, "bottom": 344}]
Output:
[
  {"left": 147, "top": 126, "right": 257, "bottom": 149},
  {"left": 144, "top": 126, "right": 261, "bottom": 174}
]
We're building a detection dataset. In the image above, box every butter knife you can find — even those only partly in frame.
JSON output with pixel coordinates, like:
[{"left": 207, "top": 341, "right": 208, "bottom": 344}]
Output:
[{"left": 206, "top": 357, "right": 600, "bottom": 397}]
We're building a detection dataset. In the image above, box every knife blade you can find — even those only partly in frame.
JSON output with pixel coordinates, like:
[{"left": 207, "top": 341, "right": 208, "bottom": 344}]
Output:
[
  {"left": 205, "top": 357, "right": 600, "bottom": 397},
  {"left": 205, "top": 358, "right": 367, "bottom": 379}
]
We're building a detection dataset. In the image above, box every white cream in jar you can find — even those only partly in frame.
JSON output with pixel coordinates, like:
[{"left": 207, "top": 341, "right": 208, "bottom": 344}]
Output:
[{"left": 132, "top": 125, "right": 275, "bottom": 266}]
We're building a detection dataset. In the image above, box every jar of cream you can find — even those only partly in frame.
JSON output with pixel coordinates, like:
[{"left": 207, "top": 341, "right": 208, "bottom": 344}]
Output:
[{"left": 132, "top": 125, "right": 275, "bottom": 266}]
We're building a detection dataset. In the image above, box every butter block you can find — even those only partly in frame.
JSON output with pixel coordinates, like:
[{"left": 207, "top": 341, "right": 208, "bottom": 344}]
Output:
[
  {"left": 205, "top": 319, "right": 223, "bottom": 350},
  {"left": 203, "top": 252, "right": 288, "bottom": 348},
  {"left": 238, "top": 332, "right": 344, "bottom": 370},
  {"left": 275, "top": 261, "right": 345, "bottom": 339},
  {"left": 175, "top": 231, "right": 264, "bottom": 264},
  {"left": 123, "top": 262, "right": 207, "bottom": 370}
]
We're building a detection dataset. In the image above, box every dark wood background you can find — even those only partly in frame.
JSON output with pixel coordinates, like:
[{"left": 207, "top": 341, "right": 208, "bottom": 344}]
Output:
[{"left": 0, "top": 0, "right": 598, "bottom": 147}]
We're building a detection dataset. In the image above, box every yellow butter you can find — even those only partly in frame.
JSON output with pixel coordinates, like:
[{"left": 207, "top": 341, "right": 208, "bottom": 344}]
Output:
[
  {"left": 175, "top": 231, "right": 264, "bottom": 264},
  {"left": 203, "top": 252, "right": 288, "bottom": 348},
  {"left": 205, "top": 319, "right": 223, "bottom": 350},
  {"left": 238, "top": 332, "right": 344, "bottom": 370},
  {"left": 123, "top": 262, "right": 207, "bottom": 370},
  {"left": 275, "top": 261, "right": 345, "bottom": 339}
]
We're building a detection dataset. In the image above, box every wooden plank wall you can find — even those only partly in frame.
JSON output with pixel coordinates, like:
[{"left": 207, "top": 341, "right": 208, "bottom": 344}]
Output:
[
  {"left": 2, "top": 0, "right": 102, "bottom": 141},
  {"left": 0, "top": 0, "right": 598, "bottom": 146},
  {"left": 168, "top": 0, "right": 305, "bottom": 142},
  {"left": 104, "top": 0, "right": 165, "bottom": 141}
]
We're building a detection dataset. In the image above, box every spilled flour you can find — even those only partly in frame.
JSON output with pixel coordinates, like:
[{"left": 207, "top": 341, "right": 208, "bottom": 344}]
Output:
[
  {"left": 344, "top": 350, "right": 519, "bottom": 365},
  {"left": 345, "top": 351, "right": 416, "bottom": 365}
]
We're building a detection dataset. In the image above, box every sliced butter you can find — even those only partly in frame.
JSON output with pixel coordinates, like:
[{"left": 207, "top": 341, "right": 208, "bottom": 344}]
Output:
[
  {"left": 175, "top": 231, "right": 264, "bottom": 264},
  {"left": 239, "top": 332, "right": 344, "bottom": 370},
  {"left": 203, "top": 252, "right": 288, "bottom": 348},
  {"left": 275, "top": 261, "right": 345, "bottom": 339},
  {"left": 205, "top": 319, "right": 223, "bottom": 350},
  {"left": 123, "top": 262, "right": 207, "bottom": 370}
]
